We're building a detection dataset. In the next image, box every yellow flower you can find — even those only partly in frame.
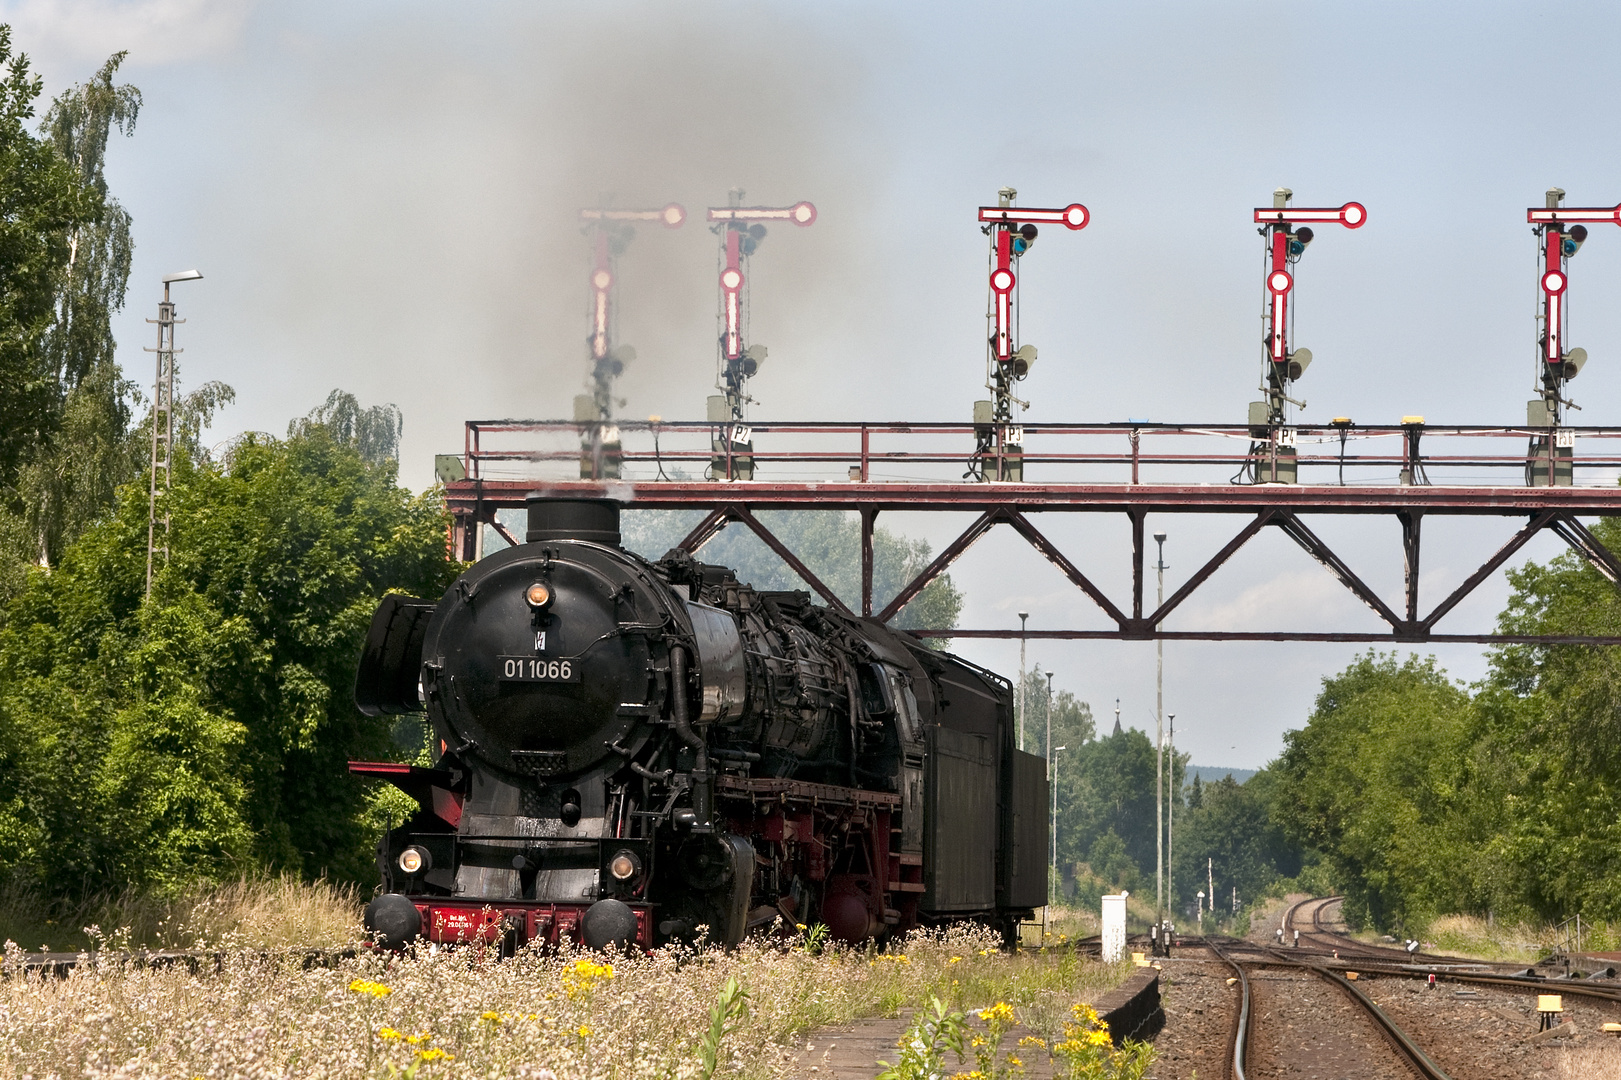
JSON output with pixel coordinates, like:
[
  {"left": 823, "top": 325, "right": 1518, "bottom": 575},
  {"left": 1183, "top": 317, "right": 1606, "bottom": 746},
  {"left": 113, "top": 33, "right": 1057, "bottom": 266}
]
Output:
[
  {"left": 578, "top": 1024, "right": 593, "bottom": 1038},
  {"left": 1087, "top": 1029, "right": 1112, "bottom": 1047},
  {"left": 796, "top": 923, "right": 808, "bottom": 930},
  {"left": 480, "top": 1011, "right": 502, "bottom": 1023},
  {"left": 405, "top": 1033, "right": 431, "bottom": 1046},
  {"left": 1018, "top": 1036, "right": 1047, "bottom": 1049},
  {"left": 978, "top": 1002, "right": 1016, "bottom": 1026},
  {"left": 377, "top": 1027, "right": 402, "bottom": 1040},
  {"left": 414, "top": 1047, "right": 453, "bottom": 1062},
  {"left": 562, "top": 959, "right": 615, "bottom": 999},
  {"left": 948, "top": 956, "right": 962, "bottom": 964},
  {"left": 1008, "top": 1055, "right": 1023, "bottom": 1067},
  {"left": 348, "top": 979, "right": 392, "bottom": 997}
]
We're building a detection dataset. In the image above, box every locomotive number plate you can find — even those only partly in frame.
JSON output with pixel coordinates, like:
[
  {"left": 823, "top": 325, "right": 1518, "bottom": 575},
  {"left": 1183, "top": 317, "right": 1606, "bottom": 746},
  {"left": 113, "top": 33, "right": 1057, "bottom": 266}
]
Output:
[{"left": 498, "top": 656, "right": 581, "bottom": 683}]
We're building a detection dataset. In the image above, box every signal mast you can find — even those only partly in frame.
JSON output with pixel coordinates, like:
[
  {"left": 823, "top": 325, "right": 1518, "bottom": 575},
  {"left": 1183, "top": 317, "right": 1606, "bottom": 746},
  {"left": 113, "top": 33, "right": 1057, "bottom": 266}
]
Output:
[
  {"left": 1525, "top": 188, "right": 1617, "bottom": 486},
  {"left": 704, "top": 189, "right": 816, "bottom": 479},
  {"left": 1248, "top": 188, "right": 1366, "bottom": 483},
  {"left": 972, "top": 187, "right": 1089, "bottom": 481},
  {"left": 574, "top": 202, "right": 686, "bottom": 478}
]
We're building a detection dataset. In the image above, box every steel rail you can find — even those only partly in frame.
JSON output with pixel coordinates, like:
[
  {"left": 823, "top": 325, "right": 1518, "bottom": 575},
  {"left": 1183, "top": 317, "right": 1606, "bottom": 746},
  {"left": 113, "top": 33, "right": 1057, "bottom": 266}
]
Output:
[
  {"left": 1204, "top": 937, "right": 1251, "bottom": 1080},
  {"left": 1304, "top": 960, "right": 1455, "bottom": 1080},
  {"left": 1282, "top": 897, "right": 1621, "bottom": 1005},
  {"left": 1215, "top": 897, "right": 1454, "bottom": 1079}
]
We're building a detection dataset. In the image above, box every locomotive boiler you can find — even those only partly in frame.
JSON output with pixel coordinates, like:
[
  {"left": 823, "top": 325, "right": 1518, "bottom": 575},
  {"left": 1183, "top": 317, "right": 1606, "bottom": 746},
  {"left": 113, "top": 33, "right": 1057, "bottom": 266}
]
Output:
[{"left": 351, "top": 496, "right": 1047, "bottom": 952}]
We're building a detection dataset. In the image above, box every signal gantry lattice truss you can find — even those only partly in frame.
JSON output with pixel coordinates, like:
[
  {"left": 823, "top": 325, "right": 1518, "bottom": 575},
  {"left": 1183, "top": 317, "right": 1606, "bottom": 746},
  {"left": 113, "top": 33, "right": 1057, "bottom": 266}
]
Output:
[{"left": 444, "top": 419, "right": 1621, "bottom": 646}]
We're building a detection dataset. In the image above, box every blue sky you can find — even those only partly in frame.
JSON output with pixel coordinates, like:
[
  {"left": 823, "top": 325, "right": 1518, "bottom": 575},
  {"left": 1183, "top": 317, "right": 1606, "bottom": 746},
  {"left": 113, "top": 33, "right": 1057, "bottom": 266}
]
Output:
[{"left": 8, "top": 0, "right": 1621, "bottom": 767}]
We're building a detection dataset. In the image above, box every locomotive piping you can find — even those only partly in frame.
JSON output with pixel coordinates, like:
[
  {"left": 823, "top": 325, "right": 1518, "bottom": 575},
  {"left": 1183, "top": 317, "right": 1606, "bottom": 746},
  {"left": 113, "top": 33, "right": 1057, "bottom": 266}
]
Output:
[{"left": 669, "top": 646, "right": 714, "bottom": 831}]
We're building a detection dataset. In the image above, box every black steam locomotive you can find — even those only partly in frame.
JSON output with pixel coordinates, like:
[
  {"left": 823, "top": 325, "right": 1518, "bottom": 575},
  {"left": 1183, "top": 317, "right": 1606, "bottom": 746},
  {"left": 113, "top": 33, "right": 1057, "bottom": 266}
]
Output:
[{"left": 351, "top": 497, "right": 1047, "bottom": 951}]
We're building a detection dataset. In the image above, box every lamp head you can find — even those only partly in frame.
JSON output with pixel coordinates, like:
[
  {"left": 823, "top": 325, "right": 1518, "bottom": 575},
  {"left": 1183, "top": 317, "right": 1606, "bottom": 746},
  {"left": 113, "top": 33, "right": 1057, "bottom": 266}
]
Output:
[{"left": 162, "top": 270, "right": 203, "bottom": 284}]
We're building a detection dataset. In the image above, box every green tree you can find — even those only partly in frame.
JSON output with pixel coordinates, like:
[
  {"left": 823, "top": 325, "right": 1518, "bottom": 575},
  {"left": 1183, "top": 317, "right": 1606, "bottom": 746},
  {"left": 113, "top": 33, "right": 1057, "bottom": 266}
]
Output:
[
  {"left": 1172, "top": 769, "right": 1304, "bottom": 921},
  {"left": 3, "top": 50, "right": 142, "bottom": 579},
  {"left": 1015, "top": 667, "right": 1094, "bottom": 759},
  {"left": 1465, "top": 516, "right": 1621, "bottom": 921},
  {"left": 288, "top": 389, "right": 403, "bottom": 466},
  {"left": 0, "top": 28, "right": 101, "bottom": 488},
  {"left": 1272, "top": 652, "right": 1473, "bottom": 931},
  {"left": 0, "top": 408, "right": 456, "bottom": 898}
]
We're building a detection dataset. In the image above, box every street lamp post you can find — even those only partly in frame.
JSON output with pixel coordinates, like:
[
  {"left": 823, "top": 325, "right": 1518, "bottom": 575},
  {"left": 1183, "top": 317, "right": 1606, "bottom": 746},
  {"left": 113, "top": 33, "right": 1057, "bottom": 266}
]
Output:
[
  {"left": 1168, "top": 711, "right": 1176, "bottom": 925},
  {"left": 1017, "top": 611, "right": 1029, "bottom": 751},
  {"left": 1051, "top": 744, "right": 1067, "bottom": 906},
  {"left": 146, "top": 270, "right": 203, "bottom": 599},
  {"left": 1153, "top": 531, "right": 1167, "bottom": 940}
]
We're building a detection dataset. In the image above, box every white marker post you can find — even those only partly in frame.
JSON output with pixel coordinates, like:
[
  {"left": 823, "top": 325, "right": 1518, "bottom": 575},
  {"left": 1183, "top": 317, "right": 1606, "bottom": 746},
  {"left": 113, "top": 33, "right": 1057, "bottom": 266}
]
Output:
[{"left": 1101, "top": 891, "right": 1129, "bottom": 963}]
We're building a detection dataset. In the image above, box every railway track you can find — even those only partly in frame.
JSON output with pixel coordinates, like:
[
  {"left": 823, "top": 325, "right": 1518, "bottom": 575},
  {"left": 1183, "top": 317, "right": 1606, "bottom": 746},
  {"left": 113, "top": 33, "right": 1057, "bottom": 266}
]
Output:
[
  {"left": 1188, "top": 895, "right": 1621, "bottom": 1079},
  {"left": 1207, "top": 921, "right": 1455, "bottom": 1079}
]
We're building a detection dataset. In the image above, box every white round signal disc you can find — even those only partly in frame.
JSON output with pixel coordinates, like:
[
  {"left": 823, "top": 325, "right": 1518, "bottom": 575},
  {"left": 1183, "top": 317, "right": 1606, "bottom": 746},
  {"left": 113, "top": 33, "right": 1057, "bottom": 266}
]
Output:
[
  {"left": 1062, "top": 203, "right": 1090, "bottom": 230},
  {"left": 990, "top": 267, "right": 1016, "bottom": 294},
  {"left": 1340, "top": 202, "right": 1367, "bottom": 228},
  {"left": 790, "top": 201, "right": 817, "bottom": 226},
  {"left": 662, "top": 203, "right": 686, "bottom": 228},
  {"left": 1543, "top": 270, "right": 1567, "bottom": 295},
  {"left": 591, "top": 269, "right": 612, "bottom": 291},
  {"left": 1268, "top": 269, "right": 1294, "bottom": 295},
  {"left": 721, "top": 268, "right": 744, "bottom": 291}
]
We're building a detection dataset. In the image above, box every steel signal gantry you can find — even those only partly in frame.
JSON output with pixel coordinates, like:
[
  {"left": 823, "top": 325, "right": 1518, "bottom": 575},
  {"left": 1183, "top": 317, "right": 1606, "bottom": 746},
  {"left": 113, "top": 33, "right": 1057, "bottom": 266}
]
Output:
[
  {"left": 973, "top": 188, "right": 1089, "bottom": 481},
  {"left": 1526, "top": 188, "right": 1618, "bottom": 484},
  {"left": 706, "top": 191, "right": 816, "bottom": 427},
  {"left": 573, "top": 204, "right": 686, "bottom": 479},
  {"left": 1249, "top": 188, "right": 1366, "bottom": 483}
]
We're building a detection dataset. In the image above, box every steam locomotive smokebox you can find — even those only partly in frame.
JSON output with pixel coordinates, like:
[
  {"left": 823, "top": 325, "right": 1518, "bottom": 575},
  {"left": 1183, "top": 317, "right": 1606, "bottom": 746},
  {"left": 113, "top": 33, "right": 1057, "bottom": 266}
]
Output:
[{"left": 525, "top": 496, "right": 621, "bottom": 545}]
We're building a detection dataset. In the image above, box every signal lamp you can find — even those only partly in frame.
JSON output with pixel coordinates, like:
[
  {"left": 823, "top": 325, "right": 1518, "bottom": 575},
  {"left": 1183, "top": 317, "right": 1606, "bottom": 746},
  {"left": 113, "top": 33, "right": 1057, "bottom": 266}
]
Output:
[
  {"left": 1285, "top": 347, "right": 1312, "bottom": 381},
  {"left": 1011, "top": 343, "right": 1038, "bottom": 378},
  {"left": 1564, "top": 224, "right": 1588, "bottom": 257},
  {"left": 525, "top": 582, "right": 553, "bottom": 608},
  {"left": 1562, "top": 346, "right": 1588, "bottom": 380},
  {"left": 741, "top": 343, "right": 767, "bottom": 377},
  {"left": 397, "top": 846, "right": 431, "bottom": 875},
  {"left": 608, "top": 849, "right": 642, "bottom": 881},
  {"left": 1011, "top": 223, "right": 1038, "bottom": 256}
]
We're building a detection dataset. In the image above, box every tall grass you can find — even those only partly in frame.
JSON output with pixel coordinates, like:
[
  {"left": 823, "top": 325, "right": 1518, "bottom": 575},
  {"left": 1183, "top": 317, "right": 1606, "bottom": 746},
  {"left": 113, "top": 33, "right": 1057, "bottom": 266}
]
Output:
[
  {"left": 0, "top": 874, "right": 362, "bottom": 952},
  {"left": 1556, "top": 1040, "right": 1621, "bottom": 1079},
  {"left": 0, "top": 923, "right": 1134, "bottom": 1079},
  {"left": 1420, "top": 914, "right": 1618, "bottom": 963}
]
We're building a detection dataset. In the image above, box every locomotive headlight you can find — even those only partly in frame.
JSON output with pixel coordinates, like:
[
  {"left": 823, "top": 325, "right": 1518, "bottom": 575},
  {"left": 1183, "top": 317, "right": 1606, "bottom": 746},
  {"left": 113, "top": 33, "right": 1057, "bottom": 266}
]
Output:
[
  {"left": 525, "top": 582, "right": 553, "bottom": 608},
  {"left": 608, "top": 849, "right": 641, "bottom": 881},
  {"left": 397, "top": 846, "right": 431, "bottom": 875}
]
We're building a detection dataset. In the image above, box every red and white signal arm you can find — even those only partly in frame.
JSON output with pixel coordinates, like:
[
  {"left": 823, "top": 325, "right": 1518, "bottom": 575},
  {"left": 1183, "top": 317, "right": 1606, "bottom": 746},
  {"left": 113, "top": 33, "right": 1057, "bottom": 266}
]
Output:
[
  {"left": 1253, "top": 202, "right": 1367, "bottom": 228},
  {"left": 707, "top": 202, "right": 817, "bottom": 226},
  {"left": 978, "top": 203, "right": 1089, "bottom": 230},
  {"left": 1528, "top": 204, "right": 1621, "bottom": 225},
  {"left": 580, "top": 204, "right": 688, "bottom": 228}
]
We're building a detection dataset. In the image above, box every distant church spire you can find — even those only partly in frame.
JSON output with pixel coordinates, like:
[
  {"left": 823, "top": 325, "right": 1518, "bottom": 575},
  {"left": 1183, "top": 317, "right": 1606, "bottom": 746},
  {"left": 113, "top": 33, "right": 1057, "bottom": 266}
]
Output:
[{"left": 1112, "top": 698, "right": 1122, "bottom": 737}]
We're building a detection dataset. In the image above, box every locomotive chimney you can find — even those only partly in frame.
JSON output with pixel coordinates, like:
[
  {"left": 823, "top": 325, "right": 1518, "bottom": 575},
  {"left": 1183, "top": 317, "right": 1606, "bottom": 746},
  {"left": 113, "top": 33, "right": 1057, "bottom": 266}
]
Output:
[{"left": 525, "top": 496, "right": 622, "bottom": 546}]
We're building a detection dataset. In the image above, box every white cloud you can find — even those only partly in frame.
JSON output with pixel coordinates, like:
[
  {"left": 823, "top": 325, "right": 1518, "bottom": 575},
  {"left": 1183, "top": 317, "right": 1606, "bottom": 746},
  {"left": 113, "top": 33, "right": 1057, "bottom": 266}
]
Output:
[{"left": 0, "top": 0, "right": 252, "bottom": 67}]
